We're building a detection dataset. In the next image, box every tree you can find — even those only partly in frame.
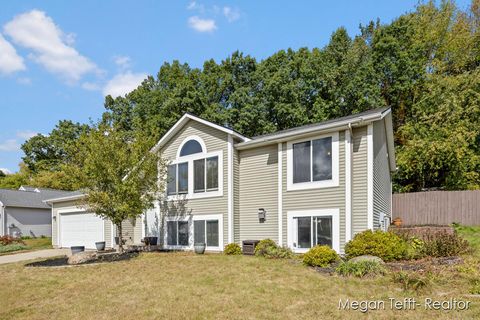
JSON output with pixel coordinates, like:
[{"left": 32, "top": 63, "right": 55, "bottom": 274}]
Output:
[{"left": 71, "top": 125, "right": 166, "bottom": 253}]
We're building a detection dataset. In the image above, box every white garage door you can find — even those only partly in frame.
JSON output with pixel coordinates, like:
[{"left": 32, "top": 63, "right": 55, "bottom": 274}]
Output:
[{"left": 60, "top": 212, "right": 104, "bottom": 249}]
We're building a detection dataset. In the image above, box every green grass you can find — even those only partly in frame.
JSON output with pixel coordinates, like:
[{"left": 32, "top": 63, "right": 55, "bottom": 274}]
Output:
[
  {"left": 0, "top": 237, "right": 52, "bottom": 256},
  {"left": 455, "top": 225, "right": 480, "bottom": 257},
  {"left": 1, "top": 252, "right": 479, "bottom": 319}
]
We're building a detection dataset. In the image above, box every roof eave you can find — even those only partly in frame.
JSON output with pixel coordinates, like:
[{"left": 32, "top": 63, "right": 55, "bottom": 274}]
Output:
[
  {"left": 235, "top": 109, "right": 388, "bottom": 150},
  {"left": 43, "top": 194, "right": 85, "bottom": 204}
]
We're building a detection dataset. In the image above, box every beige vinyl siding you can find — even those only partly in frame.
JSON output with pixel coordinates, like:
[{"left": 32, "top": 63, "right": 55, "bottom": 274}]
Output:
[
  {"left": 373, "top": 120, "right": 392, "bottom": 228},
  {"left": 282, "top": 131, "right": 346, "bottom": 250},
  {"left": 233, "top": 147, "right": 240, "bottom": 243},
  {"left": 352, "top": 126, "right": 368, "bottom": 234},
  {"left": 159, "top": 119, "right": 229, "bottom": 247},
  {"left": 238, "top": 144, "right": 278, "bottom": 242}
]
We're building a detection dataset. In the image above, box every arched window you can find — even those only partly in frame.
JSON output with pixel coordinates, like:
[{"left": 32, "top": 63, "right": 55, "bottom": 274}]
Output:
[{"left": 180, "top": 139, "right": 203, "bottom": 156}]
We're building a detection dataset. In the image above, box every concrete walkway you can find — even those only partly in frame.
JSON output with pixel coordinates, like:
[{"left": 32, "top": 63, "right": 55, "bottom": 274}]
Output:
[{"left": 0, "top": 249, "right": 69, "bottom": 265}]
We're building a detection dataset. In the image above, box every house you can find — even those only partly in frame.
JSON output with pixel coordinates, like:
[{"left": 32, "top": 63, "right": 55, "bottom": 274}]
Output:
[
  {"left": 0, "top": 186, "right": 72, "bottom": 238},
  {"left": 46, "top": 107, "right": 395, "bottom": 253}
]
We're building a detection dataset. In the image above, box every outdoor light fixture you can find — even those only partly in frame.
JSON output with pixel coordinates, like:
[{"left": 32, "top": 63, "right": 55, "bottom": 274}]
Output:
[
  {"left": 52, "top": 216, "right": 56, "bottom": 221},
  {"left": 258, "top": 208, "right": 266, "bottom": 222}
]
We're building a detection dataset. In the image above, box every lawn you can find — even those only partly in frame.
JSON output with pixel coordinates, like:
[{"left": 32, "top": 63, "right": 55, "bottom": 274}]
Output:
[
  {"left": 0, "top": 237, "right": 52, "bottom": 256},
  {"left": 455, "top": 225, "right": 480, "bottom": 257},
  {"left": 1, "top": 252, "right": 479, "bottom": 319}
]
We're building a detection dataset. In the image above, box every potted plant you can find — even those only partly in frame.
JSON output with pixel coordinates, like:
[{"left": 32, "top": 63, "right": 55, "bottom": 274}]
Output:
[
  {"left": 392, "top": 217, "right": 403, "bottom": 227},
  {"left": 194, "top": 242, "right": 206, "bottom": 254},
  {"left": 71, "top": 246, "right": 85, "bottom": 255},
  {"left": 95, "top": 241, "right": 106, "bottom": 251}
]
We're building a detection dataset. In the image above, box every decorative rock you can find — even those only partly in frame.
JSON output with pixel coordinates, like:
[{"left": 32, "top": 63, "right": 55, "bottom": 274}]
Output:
[
  {"left": 67, "top": 251, "right": 97, "bottom": 265},
  {"left": 349, "top": 255, "right": 385, "bottom": 264}
]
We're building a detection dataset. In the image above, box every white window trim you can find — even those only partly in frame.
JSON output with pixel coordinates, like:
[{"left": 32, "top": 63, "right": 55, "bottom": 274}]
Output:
[
  {"left": 193, "top": 214, "right": 224, "bottom": 252},
  {"left": 163, "top": 215, "right": 191, "bottom": 250},
  {"left": 167, "top": 150, "right": 223, "bottom": 200},
  {"left": 286, "top": 132, "right": 339, "bottom": 191},
  {"left": 287, "top": 209, "right": 340, "bottom": 253},
  {"left": 176, "top": 135, "right": 207, "bottom": 158}
]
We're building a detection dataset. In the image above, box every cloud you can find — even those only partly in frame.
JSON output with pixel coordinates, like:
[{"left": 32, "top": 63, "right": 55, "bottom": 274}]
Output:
[
  {"left": 187, "top": 1, "right": 205, "bottom": 12},
  {"left": 188, "top": 16, "right": 217, "bottom": 32},
  {"left": 113, "top": 55, "right": 131, "bottom": 70},
  {"left": 17, "top": 77, "right": 32, "bottom": 85},
  {"left": 81, "top": 81, "right": 100, "bottom": 91},
  {"left": 103, "top": 72, "right": 147, "bottom": 98},
  {"left": 0, "top": 34, "right": 26, "bottom": 75},
  {"left": 223, "top": 6, "right": 240, "bottom": 22},
  {"left": 3, "top": 10, "right": 98, "bottom": 83},
  {"left": 0, "top": 168, "right": 12, "bottom": 174},
  {"left": 16, "top": 130, "right": 38, "bottom": 140},
  {"left": 0, "top": 139, "right": 20, "bottom": 152}
]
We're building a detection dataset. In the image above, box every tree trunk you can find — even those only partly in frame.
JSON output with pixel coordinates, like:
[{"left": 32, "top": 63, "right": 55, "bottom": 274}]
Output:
[{"left": 117, "top": 223, "right": 124, "bottom": 254}]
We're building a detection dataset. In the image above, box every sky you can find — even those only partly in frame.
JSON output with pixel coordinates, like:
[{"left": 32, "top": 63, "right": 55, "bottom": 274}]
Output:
[{"left": 0, "top": 0, "right": 472, "bottom": 173}]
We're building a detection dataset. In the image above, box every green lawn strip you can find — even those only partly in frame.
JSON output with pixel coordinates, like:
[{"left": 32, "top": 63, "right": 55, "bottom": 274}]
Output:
[
  {"left": 455, "top": 225, "right": 480, "bottom": 257},
  {"left": 0, "top": 238, "right": 52, "bottom": 256}
]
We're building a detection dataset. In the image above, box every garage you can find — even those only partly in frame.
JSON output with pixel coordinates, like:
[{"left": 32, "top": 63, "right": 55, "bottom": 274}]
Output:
[{"left": 59, "top": 211, "right": 104, "bottom": 249}]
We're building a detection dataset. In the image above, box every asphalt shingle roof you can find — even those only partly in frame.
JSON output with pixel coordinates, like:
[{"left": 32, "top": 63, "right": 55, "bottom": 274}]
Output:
[{"left": 0, "top": 187, "right": 74, "bottom": 209}]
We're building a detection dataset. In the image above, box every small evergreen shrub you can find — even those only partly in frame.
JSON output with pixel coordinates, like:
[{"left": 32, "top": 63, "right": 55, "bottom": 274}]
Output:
[
  {"left": 345, "top": 230, "right": 408, "bottom": 262},
  {"left": 302, "top": 245, "right": 339, "bottom": 267},
  {"left": 224, "top": 243, "right": 242, "bottom": 255},
  {"left": 335, "top": 260, "right": 386, "bottom": 278},
  {"left": 263, "top": 246, "right": 294, "bottom": 259},
  {"left": 254, "top": 239, "right": 278, "bottom": 257},
  {"left": 421, "top": 231, "right": 470, "bottom": 257}
]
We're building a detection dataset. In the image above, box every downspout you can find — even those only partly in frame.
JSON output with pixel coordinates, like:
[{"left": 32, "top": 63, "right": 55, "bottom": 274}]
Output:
[{"left": 345, "top": 123, "right": 354, "bottom": 243}]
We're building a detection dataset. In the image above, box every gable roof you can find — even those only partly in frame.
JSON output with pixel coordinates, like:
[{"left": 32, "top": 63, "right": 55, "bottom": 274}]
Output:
[
  {"left": 151, "top": 113, "right": 250, "bottom": 153},
  {"left": 0, "top": 187, "right": 73, "bottom": 209},
  {"left": 43, "top": 190, "right": 85, "bottom": 204}
]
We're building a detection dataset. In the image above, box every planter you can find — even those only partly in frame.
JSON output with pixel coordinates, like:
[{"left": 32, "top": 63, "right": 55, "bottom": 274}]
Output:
[
  {"left": 392, "top": 217, "right": 403, "bottom": 227},
  {"left": 71, "top": 246, "right": 85, "bottom": 255},
  {"left": 144, "top": 237, "right": 158, "bottom": 246},
  {"left": 95, "top": 241, "right": 106, "bottom": 251},
  {"left": 115, "top": 237, "right": 126, "bottom": 245},
  {"left": 194, "top": 243, "right": 206, "bottom": 254}
]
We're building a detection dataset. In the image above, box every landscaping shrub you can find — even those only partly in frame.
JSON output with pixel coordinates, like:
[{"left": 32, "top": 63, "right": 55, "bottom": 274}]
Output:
[
  {"left": 335, "top": 260, "right": 386, "bottom": 278},
  {"left": 224, "top": 243, "right": 242, "bottom": 255},
  {"left": 254, "top": 239, "right": 278, "bottom": 257},
  {"left": 421, "top": 231, "right": 470, "bottom": 257},
  {"left": 0, "top": 244, "right": 27, "bottom": 253},
  {"left": 392, "top": 271, "right": 431, "bottom": 292},
  {"left": 254, "top": 239, "right": 293, "bottom": 259},
  {"left": 302, "top": 245, "right": 339, "bottom": 267},
  {"left": 345, "top": 230, "right": 408, "bottom": 262},
  {"left": 0, "top": 235, "right": 25, "bottom": 246}
]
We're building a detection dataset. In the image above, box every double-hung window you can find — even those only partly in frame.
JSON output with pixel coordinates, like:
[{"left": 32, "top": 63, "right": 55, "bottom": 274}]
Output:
[
  {"left": 167, "top": 220, "right": 189, "bottom": 246},
  {"left": 287, "top": 132, "right": 338, "bottom": 190},
  {"left": 194, "top": 156, "right": 219, "bottom": 193},
  {"left": 167, "top": 162, "right": 188, "bottom": 195}
]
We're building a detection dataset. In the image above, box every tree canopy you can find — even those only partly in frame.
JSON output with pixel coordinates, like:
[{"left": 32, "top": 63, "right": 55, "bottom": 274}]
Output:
[{"left": 1, "top": 0, "right": 478, "bottom": 192}]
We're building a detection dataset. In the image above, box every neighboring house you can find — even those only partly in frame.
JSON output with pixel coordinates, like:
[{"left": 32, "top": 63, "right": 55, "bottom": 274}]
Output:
[
  {"left": 0, "top": 186, "right": 72, "bottom": 238},
  {"left": 46, "top": 107, "right": 395, "bottom": 253}
]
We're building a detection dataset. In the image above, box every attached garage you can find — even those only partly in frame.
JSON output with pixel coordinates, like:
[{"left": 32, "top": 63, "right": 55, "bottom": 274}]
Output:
[{"left": 58, "top": 211, "right": 104, "bottom": 249}]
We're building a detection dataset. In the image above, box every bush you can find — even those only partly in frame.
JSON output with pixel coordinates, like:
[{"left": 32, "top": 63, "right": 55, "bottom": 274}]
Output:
[
  {"left": 421, "top": 231, "right": 470, "bottom": 257},
  {"left": 0, "top": 244, "right": 27, "bottom": 253},
  {"left": 392, "top": 271, "right": 431, "bottom": 292},
  {"left": 335, "top": 260, "right": 386, "bottom": 278},
  {"left": 345, "top": 230, "right": 408, "bottom": 262},
  {"left": 224, "top": 243, "right": 242, "bottom": 255},
  {"left": 0, "top": 235, "right": 25, "bottom": 246},
  {"left": 303, "top": 245, "right": 339, "bottom": 267},
  {"left": 254, "top": 239, "right": 293, "bottom": 259},
  {"left": 254, "top": 239, "right": 278, "bottom": 257}
]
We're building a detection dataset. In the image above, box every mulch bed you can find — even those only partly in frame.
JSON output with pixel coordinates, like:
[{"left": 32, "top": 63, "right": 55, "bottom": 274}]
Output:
[{"left": 25, "top": 252, "right": 139, "bottom": 268}]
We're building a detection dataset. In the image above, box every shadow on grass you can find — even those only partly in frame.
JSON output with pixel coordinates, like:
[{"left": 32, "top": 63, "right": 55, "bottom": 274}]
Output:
[{"left": 25, "top": 252, "right": 139, "bottom": 268}]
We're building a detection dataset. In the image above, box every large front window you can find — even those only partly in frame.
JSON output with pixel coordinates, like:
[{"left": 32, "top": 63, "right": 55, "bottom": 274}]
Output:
[
  {"left": 287, "top": 132, "right": 338, "bottom": 191},
  {"left": 194, "top": 219, "right": 219, "bottom": 247},
  {"left": 293, "top": 137, "right": 332, "bottom": 183},
  {"left": 167, "top": 136, "right": 222, "bottom": 198}
]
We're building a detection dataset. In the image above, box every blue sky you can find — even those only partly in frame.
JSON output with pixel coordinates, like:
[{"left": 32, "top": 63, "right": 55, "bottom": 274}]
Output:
[{"left": 0, "top": 0, "right": 471, "bottom": 173}]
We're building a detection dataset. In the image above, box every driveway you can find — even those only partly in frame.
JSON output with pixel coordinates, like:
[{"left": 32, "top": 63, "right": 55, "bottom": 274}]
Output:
[{"left": 0, "top": 248, "right": 69, "bottom": 265}]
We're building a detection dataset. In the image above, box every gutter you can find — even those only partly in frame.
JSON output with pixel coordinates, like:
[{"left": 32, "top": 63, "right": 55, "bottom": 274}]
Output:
[
  {"left": 235, "top": 109, "right": 389, "bottom": 150},
  {"left": 43, "top": 194, "right": 85, "bottom": 204}
]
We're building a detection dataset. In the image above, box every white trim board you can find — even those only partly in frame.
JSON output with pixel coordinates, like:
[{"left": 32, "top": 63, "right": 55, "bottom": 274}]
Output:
[
  {"left": 344, "top": 129, "right": 352, "bottom": 242},
  {"left": 287, "top": 208, "right": 340, "bottom": 253},
  {"left": 367, "top": 124, "right": 374, "bottom": 230},
  {"left": 227, "top": 134, "right": 234, "bottom": 243},
  {"left": 277, "top": 142, "right": 283, "bottom": 246}
]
